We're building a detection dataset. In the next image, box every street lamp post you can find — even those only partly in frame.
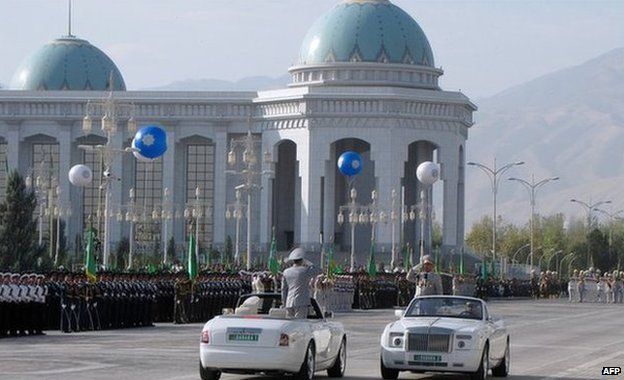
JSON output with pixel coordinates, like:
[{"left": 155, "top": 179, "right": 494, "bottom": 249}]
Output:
[
  {"left": 338, "top": 188, "right": 359, "bottom": 272},
  {"left": 337, "top": 189, "right": 382, "bottom": 271},
  {"left": 127, "top": 188, "right": 136, "bottom": 269},
  {"left": 547, "top": 250, "right": 563, "bottom": 271},
  {"left": 226, "top": 129, "right": 272, "bottom": 270},
  {"left": 52, "top": 186, "right": 71, "bottom": 266},
  {"left": 559, "top": 252, "right": 575, "bottom": 276},
  {"left": 511, "top": 243, "right": 530, "bottom": 264},
  {"left": 570, "top": 198, "right": 611, "bottom": 267},
  {"left": 389, "top": 189, "right": 399, "bottom": 269},
  {"left": 508, "top": 174, "right": 559, "bottom": 269},
  {"left": 226, "top": 189, "right": 247, "bottom": 265},
  {"left": 81, "top": 78, "right": 137, "bottom": 269},
  {"left": 467, "top": 159, "right": 524, "bottom": 266}
]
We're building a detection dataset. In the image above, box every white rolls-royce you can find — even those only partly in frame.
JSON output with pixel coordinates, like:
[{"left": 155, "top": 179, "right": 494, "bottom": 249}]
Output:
[
  {"left": 199, "top": 293, "right": 347, "bottom": 380},
  {"left": 380, "top": 295, "right": 509, "bottom": 380}
]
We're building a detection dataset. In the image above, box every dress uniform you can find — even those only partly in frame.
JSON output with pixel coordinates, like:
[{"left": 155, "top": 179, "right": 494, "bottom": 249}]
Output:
[
  {"left": 406, "top": 255, "right": 443, "bottom": 297},
  {"left": 281, "top": 248, "right": 320, "bottom": 319},
  {"left": 568, "top": 271, "right": 578, "bottom": 303}
]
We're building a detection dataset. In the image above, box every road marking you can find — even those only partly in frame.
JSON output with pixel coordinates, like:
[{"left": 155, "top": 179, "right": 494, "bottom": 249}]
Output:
[
  {"left": 538, "top": 349, "right": 624, "bottom": 379},
  {"left": 1, "top": 358, "right": 117, "bottom": 375}
]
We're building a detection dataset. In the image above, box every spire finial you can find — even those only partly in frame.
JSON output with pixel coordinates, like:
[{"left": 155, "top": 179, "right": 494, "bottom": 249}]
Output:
[{"left": 67, "top": 0, "right": 74, "bottom": 37}]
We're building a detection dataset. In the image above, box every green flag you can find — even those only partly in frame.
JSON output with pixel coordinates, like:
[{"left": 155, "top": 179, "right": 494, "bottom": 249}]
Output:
[
  {"left": 148, "top": 263, "right": 157, "bottom": 274},
  {"left": 268, "top": 229, "right": 279, "bottom": 275},
  {"left": 85, "top": 230, "right": 97, "bottom": 283},
  {"left": 367, "top": 241, "right": 377, "bottom": 277},
  {"left": 482, "top": 259, "right": 488, "bottom": 278},
  {"left": 188, "top": 226, "right": 198, "bottom": 282},
  {"left": 459, "top": 248, "right": 465, "bottom": 275},
  {"left": 403, "top": 243, "right": 411, "bottom": 268}
]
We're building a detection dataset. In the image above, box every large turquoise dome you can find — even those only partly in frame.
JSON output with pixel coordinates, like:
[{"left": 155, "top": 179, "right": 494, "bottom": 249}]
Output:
[
  {"left": 299, "top": 0, "right": 434, "bottom": 67},
  {"left": 11, "top": 36, "right": 126, "bottom": 91}
]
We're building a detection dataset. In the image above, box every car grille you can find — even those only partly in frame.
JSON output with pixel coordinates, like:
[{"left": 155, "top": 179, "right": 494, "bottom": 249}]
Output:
[{"left": 406, "top": 333, "right": 451, "bottom": 352}]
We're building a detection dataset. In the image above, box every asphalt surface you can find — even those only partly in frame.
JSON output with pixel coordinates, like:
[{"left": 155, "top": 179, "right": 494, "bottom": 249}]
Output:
[{"left": 0, "top": 299, "right": 622, "bottom": 380}]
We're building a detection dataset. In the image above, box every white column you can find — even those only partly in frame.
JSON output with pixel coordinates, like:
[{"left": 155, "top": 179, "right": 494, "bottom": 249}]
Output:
[
  {"left": 212, "top": 129, "right": 227, "bottom": 247},
  {"left": 297, "top": 133, "right": 324, "bottom": 251},
  {"left": 371, "top": 135, "right": 407, "bottom": 250},
  {"left": 322, "top": 144, "right": 336, "bottom": 245}
]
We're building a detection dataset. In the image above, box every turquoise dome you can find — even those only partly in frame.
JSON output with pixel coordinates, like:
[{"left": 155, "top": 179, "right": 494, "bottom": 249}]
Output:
[
  {"left": 11, "top": 36, "right": 126, "bottom": 91},
  {"left": 299, "top": 0, "right": 434, "bottom": 66}
]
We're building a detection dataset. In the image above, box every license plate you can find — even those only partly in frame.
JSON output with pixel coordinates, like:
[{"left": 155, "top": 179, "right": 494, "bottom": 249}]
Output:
[
  {"left": 228, "top": 333, "right": 258, "bottom": 342},
  {"left": 226, "top": 328, "right": 261, "bottom": 342},
  {"left": 414, "top": 354, "right": 441, "bottom": 362}
]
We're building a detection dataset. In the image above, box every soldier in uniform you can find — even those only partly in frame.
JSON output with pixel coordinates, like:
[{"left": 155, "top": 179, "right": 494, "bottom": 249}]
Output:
[
  {"left": 568, "top": 270, "right": 578, "bottom": 302},
  {"left": 281, "top": 247, "right": 320, "bottom": 319},
  {"left": 577, "top": 271, "right": 586, "bottom": 303},
  {"left": 406, "top": 255, "right": 443, "bottom": 297},
  {"left": 174, "top": 274, "right": 192, "bottom": 324}
]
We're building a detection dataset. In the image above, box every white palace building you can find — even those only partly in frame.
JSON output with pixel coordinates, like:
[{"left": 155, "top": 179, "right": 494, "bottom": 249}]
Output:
[{"left": 0, "top": 0, "right": 475, "bottom": 267}]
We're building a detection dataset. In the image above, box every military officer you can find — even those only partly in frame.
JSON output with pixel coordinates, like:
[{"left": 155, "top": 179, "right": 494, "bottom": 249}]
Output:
[
  {"left": 406, "top": 255, "right": 443, "bottom": 297},
  {"left": 281, "top": 247, "right": 320, "bottom": 319},
  {"left": 568, "top": 270, "right": 578, "bottom": 302}
]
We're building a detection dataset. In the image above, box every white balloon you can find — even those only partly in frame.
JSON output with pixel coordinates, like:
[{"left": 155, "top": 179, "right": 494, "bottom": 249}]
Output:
[
  {"left": 68, "top": 164, "right": 93, "bottom": 187},
  {"left": 416, "top": 161, "right": 440, "bottom": 185}
]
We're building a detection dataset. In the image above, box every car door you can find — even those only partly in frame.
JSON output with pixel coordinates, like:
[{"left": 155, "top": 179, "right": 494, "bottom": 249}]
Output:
[
  {"left": 309, "top": 301, "right": 332, "bottom": 365},
  {"left": 484, "top": 305, "right": 505, "bottom": 360}
]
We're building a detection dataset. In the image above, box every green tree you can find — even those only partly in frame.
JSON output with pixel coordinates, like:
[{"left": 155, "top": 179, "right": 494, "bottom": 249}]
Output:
[
  {"left": 588, "top": 228, "right": 611, "bottom": 271},
  {"left": 465, "top": 215, "right": 493, "bottom": 255},
  {"left": 0, "top": 170, "right": 38, "bottom": 271}
]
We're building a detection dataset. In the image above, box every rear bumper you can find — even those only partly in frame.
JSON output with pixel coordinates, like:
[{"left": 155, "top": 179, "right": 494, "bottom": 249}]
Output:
[
  {"left": 200, "top": 344, "right": 303, "bottom": 373},
  {"left": 381, "top": 347, "right": 481, "bottom": 373}
]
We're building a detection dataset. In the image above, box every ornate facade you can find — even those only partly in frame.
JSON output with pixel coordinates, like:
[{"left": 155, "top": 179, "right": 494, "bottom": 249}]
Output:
[{"left": 0, "top": 0, "right": 475, "bottom": 266}]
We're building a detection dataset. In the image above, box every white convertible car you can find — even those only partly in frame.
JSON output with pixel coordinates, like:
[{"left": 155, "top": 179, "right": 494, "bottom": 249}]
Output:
[
  {"left": 199, "top": 293, "right": 347, "bottom": 380},
  {"left": 380, "top": 295, "right": 509, "bottom": 380}
]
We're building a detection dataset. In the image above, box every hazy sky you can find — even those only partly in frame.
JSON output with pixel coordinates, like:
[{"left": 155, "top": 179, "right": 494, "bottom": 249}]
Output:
[{"left": 1, "top": 0, "right": 623, "bottom": 98}]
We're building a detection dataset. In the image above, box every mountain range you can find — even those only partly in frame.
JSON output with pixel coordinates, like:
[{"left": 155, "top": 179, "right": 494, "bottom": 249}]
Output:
[
  {"left": 142, "top": 74, "right": 290, "bottom": 92},
  {"left": 466, "top": 47, "right": 624, "bottom": 227}
]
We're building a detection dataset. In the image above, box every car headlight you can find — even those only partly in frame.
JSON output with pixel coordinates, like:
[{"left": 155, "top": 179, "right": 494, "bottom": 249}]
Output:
[
  {"left": 389, "top": 332, "right": 404, "bottom": 348},
  {"left": 456, "top": 334, "right": 472, "bottom": 349}
]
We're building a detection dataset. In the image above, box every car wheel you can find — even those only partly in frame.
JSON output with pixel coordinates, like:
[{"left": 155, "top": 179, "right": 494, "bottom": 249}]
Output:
[
  {"left": 199, "top": 361, "right": 221, "bottom": 380},
  {"left": 470, "top": 344, "right": 489, "bottom": 380},
  {"left": 380, "top": 355, "right": 399, "bottom": 380},
  {"left": 327, "top": 338, "right": 347, "bottom": 377},
  {"left": 491, "top": 340, "right": 510, "bottom": 377},
  {"left": 295, "top": 342, "right": 316, "bottom": 380}
]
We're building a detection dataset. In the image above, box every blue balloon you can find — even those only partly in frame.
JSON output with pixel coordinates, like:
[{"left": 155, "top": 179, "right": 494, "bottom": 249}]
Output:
[
  {"left": 337, "top": 151, "right": 363, "bottom": 177},
  {"left": 133, "top": 125, "right": 167, "bottom": 160}
]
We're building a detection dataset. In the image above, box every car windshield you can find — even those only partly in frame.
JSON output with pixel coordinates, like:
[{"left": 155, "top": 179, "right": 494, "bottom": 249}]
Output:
[{"left": 405, "top": 297, "right": 483, "bottom": 320}]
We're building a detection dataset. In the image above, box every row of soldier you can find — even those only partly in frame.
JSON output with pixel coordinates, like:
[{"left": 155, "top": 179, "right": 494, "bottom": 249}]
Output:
[
  {"left": 567, "top": 269, "right": 624, "bottom": 303},
  {"left": 0, "top": 273, "right": 47, "bottom": 337}
]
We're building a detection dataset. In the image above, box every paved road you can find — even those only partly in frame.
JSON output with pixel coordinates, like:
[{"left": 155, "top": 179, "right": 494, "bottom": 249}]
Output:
[{"left": 0, "top": 299, "right": 622, "bottom": 380}]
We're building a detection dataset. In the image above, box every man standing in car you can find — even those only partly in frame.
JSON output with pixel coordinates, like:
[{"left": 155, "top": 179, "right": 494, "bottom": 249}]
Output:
[
  {"left": 407, "top": 255, "right": 443, "bottom": 297},
  {"left": 281, "top": 247, "right": 319, "bottom": 319}
]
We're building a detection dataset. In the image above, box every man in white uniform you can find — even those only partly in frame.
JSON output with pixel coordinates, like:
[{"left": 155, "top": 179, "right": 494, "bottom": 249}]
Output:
[
  {"left": 281, "top": 248, "right": 319, "bottom": 319},
  {"left": 407, "top": 255, "right": 443, "bottom": 297}
]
